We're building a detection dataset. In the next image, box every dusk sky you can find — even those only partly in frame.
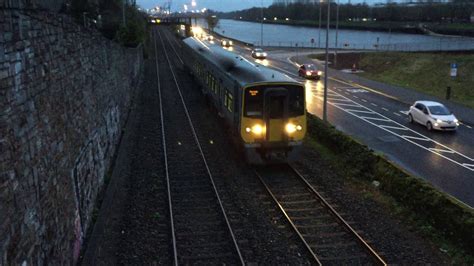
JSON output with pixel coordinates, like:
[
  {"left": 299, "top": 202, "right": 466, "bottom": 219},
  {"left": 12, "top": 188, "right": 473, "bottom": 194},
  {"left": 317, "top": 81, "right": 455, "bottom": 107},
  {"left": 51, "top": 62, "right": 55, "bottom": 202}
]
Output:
[{"left": 136, "top": 0, "right": 380, "bottom": 12}]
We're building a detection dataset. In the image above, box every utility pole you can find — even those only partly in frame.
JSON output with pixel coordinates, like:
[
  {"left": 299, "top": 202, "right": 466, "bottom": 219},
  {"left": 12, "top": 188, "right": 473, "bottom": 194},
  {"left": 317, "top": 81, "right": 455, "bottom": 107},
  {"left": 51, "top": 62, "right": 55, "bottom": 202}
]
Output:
[
  {"left": 122, "top": 0, "right": 126, "bottom": 27},
  {"left": 318, "top": 0, "right": 322, "bottom": 48},
  {"left": 261, "top": 0, "right": 264, "bottom": 47},
  {"left": 334, "top": 0, "right": 339, "bottom": 67},
  {"left": 323, "top": 0, "right": 331, "bottom": 122}
]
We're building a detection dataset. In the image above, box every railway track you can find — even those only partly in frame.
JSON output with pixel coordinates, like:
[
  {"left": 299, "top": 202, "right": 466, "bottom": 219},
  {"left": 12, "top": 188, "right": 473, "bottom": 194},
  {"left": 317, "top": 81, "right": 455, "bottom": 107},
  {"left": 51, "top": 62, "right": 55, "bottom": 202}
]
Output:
[
  {"left": 152, "top": 27, "right": 244, "bottom": 265},
  {"left": 255, "top": 164, "right": 387, "bottom": 265}
]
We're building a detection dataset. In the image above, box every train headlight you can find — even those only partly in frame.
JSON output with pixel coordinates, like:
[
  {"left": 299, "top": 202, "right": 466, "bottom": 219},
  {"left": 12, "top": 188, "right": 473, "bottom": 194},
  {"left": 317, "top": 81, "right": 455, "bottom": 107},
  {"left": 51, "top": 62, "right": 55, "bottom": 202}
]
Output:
[
  {"left": 229, "top": 40, "right": 233, "bottom": 45},
  {"left": 286, "top": 123, "right": 303, "bottom": 134},
  {"left": 306, "top": 71, "right": 312, "bottom": 76},
  {"left": 317, "top": 71, "right": 322, "bottom": 75},
  {"left": 262, "top": 52, "right": 267, "bottom": 57},
  {"left": 256, "top": 52, "right": 261, "bottom": 57},
  {"left": 246, "top": 124, "right": 264, "bottom": 135}
]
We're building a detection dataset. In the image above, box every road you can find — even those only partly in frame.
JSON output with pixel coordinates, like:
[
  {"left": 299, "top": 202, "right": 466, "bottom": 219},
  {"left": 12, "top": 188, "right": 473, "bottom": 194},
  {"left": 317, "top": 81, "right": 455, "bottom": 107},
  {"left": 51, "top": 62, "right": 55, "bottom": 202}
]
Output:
[{"left": 205, "top": 35, "right": 474, "bottom": 208}]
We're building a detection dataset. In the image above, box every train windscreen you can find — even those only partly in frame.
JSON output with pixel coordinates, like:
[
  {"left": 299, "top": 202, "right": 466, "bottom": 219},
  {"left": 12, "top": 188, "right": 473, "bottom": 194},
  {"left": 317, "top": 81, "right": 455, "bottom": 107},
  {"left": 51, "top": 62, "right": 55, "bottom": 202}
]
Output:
[{"left": 244, "top": 85, "right": 304, "bottom": 118}]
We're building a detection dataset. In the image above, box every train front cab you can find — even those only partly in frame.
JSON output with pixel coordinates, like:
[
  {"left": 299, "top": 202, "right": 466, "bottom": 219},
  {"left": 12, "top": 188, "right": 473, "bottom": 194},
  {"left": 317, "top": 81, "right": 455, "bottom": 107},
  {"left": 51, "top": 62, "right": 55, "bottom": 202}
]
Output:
[{"left": 240, "top": 83, "right": 306, "bottom": 164}]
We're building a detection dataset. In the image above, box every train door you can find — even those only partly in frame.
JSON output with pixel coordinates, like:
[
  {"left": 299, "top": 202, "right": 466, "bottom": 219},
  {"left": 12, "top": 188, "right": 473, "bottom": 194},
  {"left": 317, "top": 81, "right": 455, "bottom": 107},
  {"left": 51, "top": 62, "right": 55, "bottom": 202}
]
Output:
[{"left": 264, "top": 88, "right": 289, "bottom": 142}]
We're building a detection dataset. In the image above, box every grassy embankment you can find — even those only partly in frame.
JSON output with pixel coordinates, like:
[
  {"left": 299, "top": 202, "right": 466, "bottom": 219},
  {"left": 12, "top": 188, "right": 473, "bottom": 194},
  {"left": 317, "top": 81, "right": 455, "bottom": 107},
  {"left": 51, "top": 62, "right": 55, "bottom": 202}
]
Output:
[
  {"left": 305, "top": 115, "right": 474, "bottom": 263},
  {"left": 310, "top": 52, "right": 474, "bottom": 109},
  {"left": 358, "top": 52, "right": 474, "bottom": 109}
]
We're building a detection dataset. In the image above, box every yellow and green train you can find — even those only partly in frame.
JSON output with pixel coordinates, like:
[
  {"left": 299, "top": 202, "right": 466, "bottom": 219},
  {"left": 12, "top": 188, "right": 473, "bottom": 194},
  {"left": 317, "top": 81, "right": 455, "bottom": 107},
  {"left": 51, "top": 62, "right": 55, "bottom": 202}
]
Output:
[{"left": 182, "top": 37, "right": 306, "bottom": 164}]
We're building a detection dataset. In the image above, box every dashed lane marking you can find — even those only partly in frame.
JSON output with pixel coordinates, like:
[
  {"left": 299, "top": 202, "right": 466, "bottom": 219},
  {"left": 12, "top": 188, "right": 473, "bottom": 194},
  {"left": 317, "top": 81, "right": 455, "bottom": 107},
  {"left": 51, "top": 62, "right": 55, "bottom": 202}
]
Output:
[
  {"left": 371, "top": 103, "right": 378, "bottom": 107},
  {"left": 353, "top": 95, "right": 359, "bottom": 99},
  {"left": 382, "top": 107, "right": 389, "bottom": 111},
  {"left": 331, "top": 103, "right": 361, "bottom": 108},
  {"left": 400, "top": 110, "right": 409, "bottom": 115},
  {"left": 344, "top": 109, "right": 375, "bottom": 114},
  {"left": 360, "top": 116, "right": 391, "bottom": 122},
  {"left": 361, "top": 99, "right": 368, "bottom": 103},
  {"left": 393, "top": 112, "right": 402, "bottom": 117}
]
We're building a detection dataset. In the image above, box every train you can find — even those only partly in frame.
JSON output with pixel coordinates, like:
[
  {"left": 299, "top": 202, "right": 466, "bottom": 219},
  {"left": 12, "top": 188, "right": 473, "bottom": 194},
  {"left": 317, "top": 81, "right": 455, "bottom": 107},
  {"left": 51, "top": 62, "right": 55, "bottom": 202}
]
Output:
[{"left": 181, "top": 36, "right": 306, "bottom": 164}]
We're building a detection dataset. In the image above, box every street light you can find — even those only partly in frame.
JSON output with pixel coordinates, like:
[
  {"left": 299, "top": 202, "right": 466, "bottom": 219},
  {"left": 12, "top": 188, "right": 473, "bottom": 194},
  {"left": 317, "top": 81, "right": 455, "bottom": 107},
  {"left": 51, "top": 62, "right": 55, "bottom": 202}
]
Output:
[
  {"left": 323, "top": 0, "right": 331, "bottom": 122},
  {"left": 334, "top": 0, "right": 339, "bottom": 67},
  {"left": 260, "top": 0, "right": 264, "bottom": 47},
  {"left": 318, "top": 0, "right": 322, "bottom": 48}
]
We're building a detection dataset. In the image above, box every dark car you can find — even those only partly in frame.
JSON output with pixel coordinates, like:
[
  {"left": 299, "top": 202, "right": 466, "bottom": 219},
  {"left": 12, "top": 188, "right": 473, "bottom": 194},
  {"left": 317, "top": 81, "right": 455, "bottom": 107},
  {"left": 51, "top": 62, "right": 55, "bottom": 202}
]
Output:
[
  {"left": 298, "top": 64, "right": 322, "bottom": 79},
  {"left": 251, "top": 48, "right": 267, "bottom": 59}
]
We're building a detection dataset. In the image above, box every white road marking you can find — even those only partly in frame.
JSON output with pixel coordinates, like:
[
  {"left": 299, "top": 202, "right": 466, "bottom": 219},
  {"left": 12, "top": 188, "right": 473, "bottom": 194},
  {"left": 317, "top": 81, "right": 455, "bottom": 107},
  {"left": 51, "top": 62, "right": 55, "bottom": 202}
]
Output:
[
  {"left": 402, "top": 135, "right": 430, "bottom": 141},
  {"left": 466, "top": 125, "right": 473, "bottom": 129},
  {"left": 268, "top": 62, "right": 474, "bottom": 172},
  {"left": 353, "top": 95, "right": 359, "bottom": 99},
  {"left": 400, "top": 110, "right": 409, "bottom": 115},
  {"left": 344, "top": 109, "right": 375, "bottom": 114},
  {"left": 429, "top": 148, "right": 456, "bottom": 154},
  {"left": 331, "top": 103, "right": 361, "bottom": 108},
  {"left": 382, "top": 107, "right": 389, "bottom": 111},
  {"left": 393, "top": 112, "right": 402, "bottom": 117},
  {"left": 361, "top": 99, "right": 368, "bottom": 102},
  {"left": 380, "top": 125, "right": 409, "bottom": 131},
  {"left": 371, "top": 103, "right": 378, "bottom": 107},
  {"left": 361, "top": 116, "right": 391, "bottom": 122}
]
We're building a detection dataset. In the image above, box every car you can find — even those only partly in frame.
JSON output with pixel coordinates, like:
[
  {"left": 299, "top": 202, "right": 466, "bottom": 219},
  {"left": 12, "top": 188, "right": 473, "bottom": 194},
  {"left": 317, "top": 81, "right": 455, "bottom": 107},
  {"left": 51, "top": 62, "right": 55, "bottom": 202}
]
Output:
[
  {"left": 408, "top": 101, "right": 459, "bottom": 131},
  {"left": 251, "top": 48, "right": 267, "bottom": 59},
  {"left": 221, "top": 39, "right": 233, "bottom": 47},
  {"left": 298, "top": 64, "right": 322, "bottom": 79}
]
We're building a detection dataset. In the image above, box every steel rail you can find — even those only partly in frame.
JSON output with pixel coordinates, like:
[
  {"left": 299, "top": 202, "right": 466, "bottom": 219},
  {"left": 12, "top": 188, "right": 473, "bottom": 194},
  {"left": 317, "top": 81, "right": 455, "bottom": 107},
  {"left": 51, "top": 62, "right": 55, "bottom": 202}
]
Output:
[
  {"left": 157, "top": 28, "right": 245, "bottom": 265},
  {"left": 254, "top": 169, "right": 323, "bottom": 266},
  {"left": 152, "top": 27, "right": 178, "bottom": 266},
  {"left": 288, "top": 165, "right": 387, "bottom": 265}
]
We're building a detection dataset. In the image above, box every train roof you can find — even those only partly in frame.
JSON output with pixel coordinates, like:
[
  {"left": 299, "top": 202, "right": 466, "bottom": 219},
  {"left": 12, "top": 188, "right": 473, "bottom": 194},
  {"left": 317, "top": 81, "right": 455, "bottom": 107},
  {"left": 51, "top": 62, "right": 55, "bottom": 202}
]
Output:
[{"left": 182, "top": 37, "right": 299, "bottom": 87}]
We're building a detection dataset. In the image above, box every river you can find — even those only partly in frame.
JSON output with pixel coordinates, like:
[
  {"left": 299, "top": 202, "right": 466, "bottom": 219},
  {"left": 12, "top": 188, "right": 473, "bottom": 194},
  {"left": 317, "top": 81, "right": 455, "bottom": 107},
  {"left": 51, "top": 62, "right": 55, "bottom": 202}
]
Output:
[{"left": 198, "top": 19, "right": 474, "bottom": 51}]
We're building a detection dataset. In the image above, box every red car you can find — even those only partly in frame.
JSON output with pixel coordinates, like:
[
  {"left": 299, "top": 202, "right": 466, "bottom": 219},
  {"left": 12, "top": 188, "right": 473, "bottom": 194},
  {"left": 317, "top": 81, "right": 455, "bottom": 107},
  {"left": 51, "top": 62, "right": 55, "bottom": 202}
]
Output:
[{"left": 298, "top": 64, "right": 322, "bottom": 79}]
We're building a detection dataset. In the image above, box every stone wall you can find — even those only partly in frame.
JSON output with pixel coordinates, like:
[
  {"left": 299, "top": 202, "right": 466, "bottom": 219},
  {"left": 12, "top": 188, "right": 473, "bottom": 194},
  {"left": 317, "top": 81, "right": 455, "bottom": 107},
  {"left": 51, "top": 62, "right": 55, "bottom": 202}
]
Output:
[{"left": 0, "top": 7, "right": 143, "bottom": 264}]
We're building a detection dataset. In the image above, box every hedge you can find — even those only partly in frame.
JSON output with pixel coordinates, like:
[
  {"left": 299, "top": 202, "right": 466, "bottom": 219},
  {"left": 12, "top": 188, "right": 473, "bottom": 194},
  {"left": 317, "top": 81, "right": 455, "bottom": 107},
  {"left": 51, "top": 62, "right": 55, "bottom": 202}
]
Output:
[{"left": 307, "top": 114, "right": 474, "bottom": 255}]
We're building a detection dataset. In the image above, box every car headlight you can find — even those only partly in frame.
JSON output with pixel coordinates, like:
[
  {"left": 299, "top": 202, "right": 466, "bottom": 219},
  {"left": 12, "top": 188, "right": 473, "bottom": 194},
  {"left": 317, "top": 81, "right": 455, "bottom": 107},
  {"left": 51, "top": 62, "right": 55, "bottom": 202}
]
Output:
[
  {"left": 453, "top": 119, "right": 458, "bottom": 123},
  {"left": 246, "top": 124, "right": 264, "bottom": 135},
  {"left": 436, "top": 119, "right": 442, "bottom": 123},
  {"left": 285, "top": 123, "right": 303, "bottom": 134},
  {"left": 306, "top": 71, "right": 312, "bottom": 76}
]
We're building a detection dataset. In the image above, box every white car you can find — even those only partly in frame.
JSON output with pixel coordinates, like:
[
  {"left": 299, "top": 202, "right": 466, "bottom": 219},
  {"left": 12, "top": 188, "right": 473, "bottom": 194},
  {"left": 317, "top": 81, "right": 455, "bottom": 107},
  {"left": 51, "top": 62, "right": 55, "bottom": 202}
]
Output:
[{"left": 408, "top": 101, "right": 459, "bottom": 131}]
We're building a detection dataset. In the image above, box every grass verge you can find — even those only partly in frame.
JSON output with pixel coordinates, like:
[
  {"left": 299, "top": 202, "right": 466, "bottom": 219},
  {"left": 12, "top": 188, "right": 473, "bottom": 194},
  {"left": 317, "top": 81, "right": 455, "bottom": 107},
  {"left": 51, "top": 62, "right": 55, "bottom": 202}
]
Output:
[
  {"left": 305, "top": 114, "right": 474, "bottom": 263},
  {"left": 356, "top": 52, "right": 474, "bottom": 109}
]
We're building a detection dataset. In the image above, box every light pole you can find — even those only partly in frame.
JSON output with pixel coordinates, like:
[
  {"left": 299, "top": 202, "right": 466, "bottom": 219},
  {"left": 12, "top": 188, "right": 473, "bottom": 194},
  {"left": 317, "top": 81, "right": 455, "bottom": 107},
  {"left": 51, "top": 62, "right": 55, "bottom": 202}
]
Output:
[
  {"left": 122, "top": 0, "right": 126, "bottom": 27},
  {"left": 334, "top": 0, "right": 339, "bottom": 67},
  {"left": 260, "top": 0, "right": 264, "bottom": 47},
  {"left": 318, "top": 1, "right": 322, "bottom": 48},
  {"left": 323, "top": 0, "right": 331, "bottom": 122}
]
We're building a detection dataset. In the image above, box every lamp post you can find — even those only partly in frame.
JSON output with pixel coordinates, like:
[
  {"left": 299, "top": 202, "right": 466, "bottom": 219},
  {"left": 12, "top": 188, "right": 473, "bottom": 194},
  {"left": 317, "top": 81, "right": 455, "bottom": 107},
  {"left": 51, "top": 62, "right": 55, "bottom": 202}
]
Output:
[
  {"left": 261, "top": 0, "right": 264, "bottom": 47},
  {"left": 318, "top": 1, "right": 322, "bottom": 48},
  {"left": 334, "top": 0, "right": 339, "bottom": 67},
  {"left": 122, "top": 0, "right": 126, "bottom": 27},
  {"left": 323, "top": 0, "right": 331, "bottom": 122}
]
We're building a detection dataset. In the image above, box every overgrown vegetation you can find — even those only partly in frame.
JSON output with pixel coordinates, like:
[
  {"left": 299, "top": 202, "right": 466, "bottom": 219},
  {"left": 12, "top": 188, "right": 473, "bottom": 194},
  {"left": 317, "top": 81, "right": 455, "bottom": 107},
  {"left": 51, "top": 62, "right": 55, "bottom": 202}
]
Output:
[
  {"left": 67, "top": 0, "right": 147, "bottom": 47},
  {"left": 305, "top": 114, "right": 474, "bottom": 263}
]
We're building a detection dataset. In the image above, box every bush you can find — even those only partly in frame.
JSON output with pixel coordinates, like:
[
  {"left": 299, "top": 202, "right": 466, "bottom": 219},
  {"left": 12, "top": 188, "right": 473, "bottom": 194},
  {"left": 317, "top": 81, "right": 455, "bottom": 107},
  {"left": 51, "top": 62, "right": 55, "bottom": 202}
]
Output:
[{"left": 306, "top": 114, "right": 474, "bottom": 255}]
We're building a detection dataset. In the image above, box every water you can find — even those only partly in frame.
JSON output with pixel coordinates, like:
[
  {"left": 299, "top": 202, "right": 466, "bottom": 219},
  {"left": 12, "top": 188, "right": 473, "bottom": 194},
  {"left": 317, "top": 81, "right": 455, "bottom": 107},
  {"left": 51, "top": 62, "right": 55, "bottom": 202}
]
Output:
[{"left": 199, "top": 19, "right": 474, "bottom": 51}]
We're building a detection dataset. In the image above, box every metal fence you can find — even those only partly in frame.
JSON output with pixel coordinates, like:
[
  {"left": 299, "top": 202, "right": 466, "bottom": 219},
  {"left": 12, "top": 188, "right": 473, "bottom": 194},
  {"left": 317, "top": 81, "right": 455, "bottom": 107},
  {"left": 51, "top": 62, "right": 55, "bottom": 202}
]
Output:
[{"left": 254, "top": 38, "right": 474, "bottom": 52}]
